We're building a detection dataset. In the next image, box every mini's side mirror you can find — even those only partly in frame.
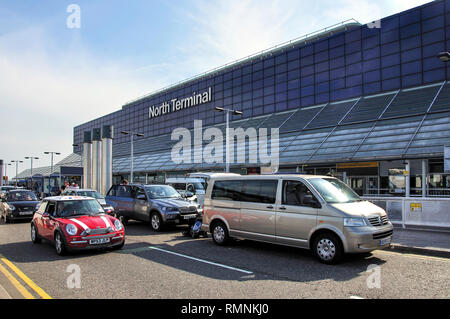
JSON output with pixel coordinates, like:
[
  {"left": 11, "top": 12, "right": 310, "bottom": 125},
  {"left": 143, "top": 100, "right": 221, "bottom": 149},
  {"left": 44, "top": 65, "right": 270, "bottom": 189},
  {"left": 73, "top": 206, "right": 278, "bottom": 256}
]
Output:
[{"left": 42, "top": 212, "right": 50, "bottom": 218}]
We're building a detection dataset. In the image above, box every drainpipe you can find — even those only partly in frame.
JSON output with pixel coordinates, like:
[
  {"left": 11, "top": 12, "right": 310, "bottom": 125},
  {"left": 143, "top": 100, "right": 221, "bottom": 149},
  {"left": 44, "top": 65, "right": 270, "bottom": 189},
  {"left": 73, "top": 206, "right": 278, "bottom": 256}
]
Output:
[
  {"left": 405, "top": 160, "right": 410, "bottom": 197},
  {"left": 422, "top": 159, "right": 427, "bottom": 198}
]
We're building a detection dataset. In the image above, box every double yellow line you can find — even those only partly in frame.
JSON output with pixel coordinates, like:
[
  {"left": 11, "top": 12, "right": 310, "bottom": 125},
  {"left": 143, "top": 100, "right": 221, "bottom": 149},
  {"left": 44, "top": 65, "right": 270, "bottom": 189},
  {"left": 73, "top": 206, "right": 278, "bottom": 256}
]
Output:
[{"left": 0, "top": 254, "right": 51, "bottom": 299}]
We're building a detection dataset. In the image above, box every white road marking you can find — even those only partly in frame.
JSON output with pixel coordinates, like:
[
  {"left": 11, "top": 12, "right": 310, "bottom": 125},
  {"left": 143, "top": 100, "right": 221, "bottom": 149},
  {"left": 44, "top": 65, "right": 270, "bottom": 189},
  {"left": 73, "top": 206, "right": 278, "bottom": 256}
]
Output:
[{"left": 148, "top": 246, "right": 253, "bottom": 274}]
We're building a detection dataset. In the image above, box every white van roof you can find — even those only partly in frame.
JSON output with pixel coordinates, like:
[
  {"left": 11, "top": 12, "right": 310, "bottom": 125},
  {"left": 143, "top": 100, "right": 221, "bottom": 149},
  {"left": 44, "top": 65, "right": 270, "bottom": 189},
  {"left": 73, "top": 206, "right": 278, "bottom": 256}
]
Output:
[
  {"left": 209, "top": 174, "right": 334, "bottom": 181},
  {"left": 187, "top": 172, "right": 240, "bottom": 179},
  {"left": 165, "top": 177, "right": 205, "bottom": 183}
]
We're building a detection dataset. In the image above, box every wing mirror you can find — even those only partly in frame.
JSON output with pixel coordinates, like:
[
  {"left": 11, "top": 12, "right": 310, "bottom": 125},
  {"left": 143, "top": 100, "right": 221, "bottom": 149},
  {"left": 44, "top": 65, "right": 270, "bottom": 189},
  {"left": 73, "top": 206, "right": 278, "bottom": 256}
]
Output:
[
  {"left": 136, "top": 194, "right": 147, "bottom": 200},
  {"left": 184, "top": 191, "right": 194, "bottom": 198}
]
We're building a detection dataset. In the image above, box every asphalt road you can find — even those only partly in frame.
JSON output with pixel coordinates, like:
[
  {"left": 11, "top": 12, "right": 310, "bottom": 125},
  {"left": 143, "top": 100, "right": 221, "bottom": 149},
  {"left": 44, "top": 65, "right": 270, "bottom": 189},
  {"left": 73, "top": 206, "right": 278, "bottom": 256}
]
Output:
[{"left": 0, "top": 219, "right": 449, "bottom": 299}]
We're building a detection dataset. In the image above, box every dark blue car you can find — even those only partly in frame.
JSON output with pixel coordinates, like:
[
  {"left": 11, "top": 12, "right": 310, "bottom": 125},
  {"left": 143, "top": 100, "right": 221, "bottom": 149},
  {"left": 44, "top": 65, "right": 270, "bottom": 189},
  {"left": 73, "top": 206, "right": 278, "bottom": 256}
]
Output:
[
  {"left": 0, "top": 189, "right": 40, "bottom": 223},
  {"left": 105, "top": 184, "right": 199, "bottom": 231}
]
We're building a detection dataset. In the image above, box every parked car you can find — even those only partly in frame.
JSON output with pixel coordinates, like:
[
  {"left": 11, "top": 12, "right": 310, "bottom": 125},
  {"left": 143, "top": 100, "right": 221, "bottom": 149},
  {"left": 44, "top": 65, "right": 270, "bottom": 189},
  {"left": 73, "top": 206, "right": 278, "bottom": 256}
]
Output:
[
  {"left": 0, "top": 189, "right": 40, "bottom": 223},
  {"left": 31, "top": 196, "right": 125, "bottom": 255},
  {"left": 165, "top": 177, "right": 206, "bottom": 206},
  {"left": 201, "top": 174, "right": 393, "bottom": 264},
  {"left": 105, "top": 184, "right": 200, "bottom": 231},
  {"left": 62, "top": 188, "right": 115, "bottom": 215}
]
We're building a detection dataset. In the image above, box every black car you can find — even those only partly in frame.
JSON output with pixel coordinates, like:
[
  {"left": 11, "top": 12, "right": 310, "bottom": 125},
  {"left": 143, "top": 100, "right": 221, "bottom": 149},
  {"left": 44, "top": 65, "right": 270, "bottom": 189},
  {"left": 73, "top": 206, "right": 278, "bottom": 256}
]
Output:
[{"left": 0, "top": 189, "right": 40, "bottom": 223}]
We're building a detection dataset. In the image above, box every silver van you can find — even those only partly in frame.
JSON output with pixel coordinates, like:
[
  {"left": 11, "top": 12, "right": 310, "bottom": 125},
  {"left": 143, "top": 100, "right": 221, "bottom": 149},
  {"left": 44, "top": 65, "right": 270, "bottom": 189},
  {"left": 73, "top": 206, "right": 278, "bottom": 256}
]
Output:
[{"left": 201, "top": 174, "right": 393, "bottom": 264}]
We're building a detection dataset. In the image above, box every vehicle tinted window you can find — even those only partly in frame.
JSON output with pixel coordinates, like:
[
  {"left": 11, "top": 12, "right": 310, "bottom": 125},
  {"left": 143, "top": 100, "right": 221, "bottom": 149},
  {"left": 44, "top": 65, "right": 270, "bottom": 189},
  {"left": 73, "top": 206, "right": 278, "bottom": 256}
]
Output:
[
  {"left": 117, "top": 185, "right": 132, "bottom": 198},
  {"left": 135, "top": 188, "right": 147, "bottom": 199},
  {"left": 7, "top": 191, "right": 37, "bottom": 201},
  {"left": 107, "top": 186, "right": 117, "bottom": 196},
  {"left": 211, "top": 180, "right": 243, "bottom": 201},
  {"left": 282, "top": 180, "right": 317, "bottom": 206},
  {"left": 241, "top": 180, "right": 278, "bottom": 204}
]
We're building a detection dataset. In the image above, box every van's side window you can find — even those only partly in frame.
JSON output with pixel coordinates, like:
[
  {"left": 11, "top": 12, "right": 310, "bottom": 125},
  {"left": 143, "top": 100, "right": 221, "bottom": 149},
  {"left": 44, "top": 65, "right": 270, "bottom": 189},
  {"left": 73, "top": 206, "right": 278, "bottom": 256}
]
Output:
[
  {"left": 241, "top": 180, "right": 278, "bottom": 204},
  {"left": 211, "top": 181, "right": 243, "bottom": 201},
  {"left": 282, "top": 180, "right": 316, "bottom": 206}
]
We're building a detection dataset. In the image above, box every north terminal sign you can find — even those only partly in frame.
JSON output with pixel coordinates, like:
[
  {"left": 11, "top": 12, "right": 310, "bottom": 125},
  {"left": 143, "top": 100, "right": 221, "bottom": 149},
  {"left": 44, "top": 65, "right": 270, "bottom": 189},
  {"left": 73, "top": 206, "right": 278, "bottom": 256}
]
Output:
[{"left": 149, "top": 87, "right": 212, "bottom": 119}]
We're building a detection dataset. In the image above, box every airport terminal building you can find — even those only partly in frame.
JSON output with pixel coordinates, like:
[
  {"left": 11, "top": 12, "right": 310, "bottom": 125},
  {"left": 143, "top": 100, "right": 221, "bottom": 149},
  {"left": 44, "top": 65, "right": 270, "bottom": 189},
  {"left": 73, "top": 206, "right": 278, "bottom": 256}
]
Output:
[{"left": 73, "top": 0, "right": 450, "bottom": 198}]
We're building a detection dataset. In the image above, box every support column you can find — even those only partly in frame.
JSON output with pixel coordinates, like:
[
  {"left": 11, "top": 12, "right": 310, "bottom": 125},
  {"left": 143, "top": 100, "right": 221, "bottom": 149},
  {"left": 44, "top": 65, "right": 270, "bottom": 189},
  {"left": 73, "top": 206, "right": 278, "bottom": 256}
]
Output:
[
  {"left": 101, "top": 125, "right": 114, "bottom": 196},
  {"left": 82, "top": 131, "right": 92, "bottom": 189},
  {"left": 92, "top": 128, "right": 102, "bottom": 193},
  {"left": 422, "top": 159, "right": 427, "bottom": 198},
  {"left": 405, "top": 160, "right": 410, "bottom": 197}
]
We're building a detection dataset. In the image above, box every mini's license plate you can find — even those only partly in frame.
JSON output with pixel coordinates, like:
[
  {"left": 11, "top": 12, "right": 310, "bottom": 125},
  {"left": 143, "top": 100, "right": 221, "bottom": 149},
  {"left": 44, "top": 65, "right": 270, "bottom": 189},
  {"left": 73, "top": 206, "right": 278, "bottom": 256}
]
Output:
[
  {"left": 89, "top": 238, "right": 110, "bottom": 245},
  {"left": 183, "top": 214, "right": 197, "bottom": 220},
  {"left": 379, "top": 237, "right": 391, "bottom": 246}
]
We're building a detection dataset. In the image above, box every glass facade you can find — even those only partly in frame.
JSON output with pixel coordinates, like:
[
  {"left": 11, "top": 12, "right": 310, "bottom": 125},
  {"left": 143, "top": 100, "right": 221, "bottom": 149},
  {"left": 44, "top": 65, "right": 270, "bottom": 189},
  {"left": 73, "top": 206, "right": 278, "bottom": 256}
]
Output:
[{"left": 74, "top": 1, "right": 450, "bottom": 153}]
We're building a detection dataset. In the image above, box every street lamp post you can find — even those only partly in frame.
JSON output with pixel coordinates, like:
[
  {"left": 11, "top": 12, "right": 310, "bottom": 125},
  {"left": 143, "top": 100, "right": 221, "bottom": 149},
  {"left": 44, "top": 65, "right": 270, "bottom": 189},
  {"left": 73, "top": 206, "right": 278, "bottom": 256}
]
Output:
[
  {"left": 214, "top": 107, "right": 243, "bottom": 172},
  {"left": 24, "top": 156, "right": 39, "bottom": 185},
  {"left": 121, "top": 131, "right": 144, "bottom": 183},
  {"left": 10, "top": 160, "right": 23, "bottom": 187},
  {"left": 2, "top": 162, "right": 11, "bottom": 186}
]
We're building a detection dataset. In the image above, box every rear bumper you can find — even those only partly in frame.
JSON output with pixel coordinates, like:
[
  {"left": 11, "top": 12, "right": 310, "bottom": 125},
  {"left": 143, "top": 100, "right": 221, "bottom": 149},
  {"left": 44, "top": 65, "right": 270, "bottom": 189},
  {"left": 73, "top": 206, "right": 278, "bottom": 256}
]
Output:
[{"left": 343, "top": 223, "right": 394, "bottom": 253}]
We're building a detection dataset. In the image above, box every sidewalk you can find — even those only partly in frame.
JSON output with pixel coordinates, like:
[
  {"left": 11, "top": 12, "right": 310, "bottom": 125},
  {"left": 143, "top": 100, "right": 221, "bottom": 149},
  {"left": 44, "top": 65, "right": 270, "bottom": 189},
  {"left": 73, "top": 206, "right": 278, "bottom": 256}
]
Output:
[{"left": 388, "top": 226, "right": 450, "bottom": 258}]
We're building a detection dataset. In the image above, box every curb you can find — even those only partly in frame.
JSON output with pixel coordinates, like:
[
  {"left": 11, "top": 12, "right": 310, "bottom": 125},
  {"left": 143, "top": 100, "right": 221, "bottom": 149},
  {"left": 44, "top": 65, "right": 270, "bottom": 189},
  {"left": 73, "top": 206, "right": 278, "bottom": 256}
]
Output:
[{"left": 384, "top": 244, "right": 450, "bottom": 259}]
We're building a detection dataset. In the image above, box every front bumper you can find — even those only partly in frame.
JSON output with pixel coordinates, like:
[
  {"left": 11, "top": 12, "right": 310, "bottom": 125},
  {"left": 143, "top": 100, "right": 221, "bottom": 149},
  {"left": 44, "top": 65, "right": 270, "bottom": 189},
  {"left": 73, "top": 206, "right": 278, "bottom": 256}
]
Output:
[
  {"left": 66, "top": 232, "right": 125, "bottom": 250},
  {"left": 7, "top": 211, "right": 35, "bottom": 221},
  {"left": 163, "top": 212, "right": 199, "bottom": 225},
  {"left": 343, "top": 222, "right": 394, "bottom": 253}
]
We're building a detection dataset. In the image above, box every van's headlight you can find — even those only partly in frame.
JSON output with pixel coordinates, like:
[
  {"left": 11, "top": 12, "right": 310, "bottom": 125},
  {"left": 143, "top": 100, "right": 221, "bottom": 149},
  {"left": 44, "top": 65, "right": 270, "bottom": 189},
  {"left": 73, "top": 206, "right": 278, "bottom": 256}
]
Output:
[
  {"left": 114, "top": 220, "right": 123, "bottom": 231},
  {"left": 344, "top": 217, "right": 367, "bottom": 227},
  {"left": 66, "top": 224, "right": 78, "bottom": 236}
]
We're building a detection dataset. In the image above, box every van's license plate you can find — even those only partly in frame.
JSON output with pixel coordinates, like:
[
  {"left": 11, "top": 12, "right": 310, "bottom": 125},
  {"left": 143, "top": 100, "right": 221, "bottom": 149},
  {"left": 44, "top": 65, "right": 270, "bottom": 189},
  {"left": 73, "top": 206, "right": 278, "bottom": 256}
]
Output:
[
  {"left": 379, "top": 237, "right": 391, "bottom": 246},
  {"left": 183, "top": 214, "right": 197, "bottom": 220},
  {"left": 90, "top": 238, "right": 110, "bottom": 245}
]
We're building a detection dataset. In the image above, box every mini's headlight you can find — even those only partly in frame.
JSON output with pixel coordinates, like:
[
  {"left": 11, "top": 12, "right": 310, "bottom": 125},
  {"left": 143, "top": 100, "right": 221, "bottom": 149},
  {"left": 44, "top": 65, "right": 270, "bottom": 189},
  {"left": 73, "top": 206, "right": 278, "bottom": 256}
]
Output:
[
  {"left": 344, "top": 217, "right": 367, "bottom": 227},
  {"left": 66, "top": 224, "right": 77, "bottom": 236},
  {"left": 114, "top": 220, "right": 123, "bottom": 231}
]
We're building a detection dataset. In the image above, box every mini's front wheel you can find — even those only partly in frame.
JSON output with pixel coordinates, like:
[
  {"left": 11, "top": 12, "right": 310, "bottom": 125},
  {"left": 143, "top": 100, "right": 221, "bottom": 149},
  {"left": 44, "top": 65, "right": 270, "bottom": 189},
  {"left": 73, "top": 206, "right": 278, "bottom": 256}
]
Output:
[{"left": 55, "top": 232, "right": 67, "bottom": 256}]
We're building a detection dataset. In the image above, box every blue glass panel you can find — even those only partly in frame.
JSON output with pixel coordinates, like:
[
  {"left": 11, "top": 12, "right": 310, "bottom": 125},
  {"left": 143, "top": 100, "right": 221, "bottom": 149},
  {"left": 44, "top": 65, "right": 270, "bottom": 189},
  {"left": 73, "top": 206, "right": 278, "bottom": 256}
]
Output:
[
  {"left": 400, "top": 23, "right": 420, "bottom": 39},
  {"left": 300, "top": 55, "right": 314, "bottom": 67},
  {"left": 382, "top": 16, "right": 399, "bottom": 32},
  {"left": 287, "top": 98, "right": 300, "bottom": 109},
  {"left": 242, "top": 74, "right": 252, "bottom": 83},
  {"left": 264, "top": 66, "right": 274, "bottom": 76},
  {"left": 329, "top": 45, "right": 345, "bottom": 57},
  {"left": 402, "top": 60, "right": 422, "bottom": 75},
  {"left": 264, "top": 76, "right": 275, "bottom": 87},
  {"left": 264, "top": 85, "right": 275, "bottom": 95},
  {"left": 264, "top": 104, "right": 275, "bottom": 113},
  {"left": 288, "top": 79, "right": 300, "bottom": 90},
  {"left": 233, "top": 68, "right": 242, "bottom": 78},
  {"left": 329, "top": 33, "right": 345, "bottom": 48},
  {"left": 253, "top": 61, "right": 263, "bottom": 71},
  {"left": 422, "top": 41, "right": 445, "bottom": 57},
  {"left": 301, "top": 85, "right": 314, "bottom": 97},
  {"left": 301, "top": 96, "right": 314, "bottom": 107},
  {"left": 317, "top": 82, "right": 329, "bottom": 94},
  {"left": 316, "top": 93, "right": 329, "bottom": 104},
  {"left": 421, "top": 1, "right": 444, "bottom": 19},
  {"left": 264, "top": 57, "right": 274, "bottom": 68},
  {"left": 330, "top": 56, "right": 345, "bottom": 69},
  {"left": 287, "top": 69, "right": 301, "bottom": 80},
  {"left": 315, "top": 50, "right": 328, "bottom": 62},
  {"left": 382, "top": 77, "right": 400, "bottom": 90},
  {"left": 253, "top": 79, "right": 263, "bottom": 89},
  {"left": 243, "top": 65, "right": 252, "bottom": 74},
  {"left": 400, "top": 9, "right": 420, "bottom": 26},
  {"left": 401, "top": 48, "right": 421, "bottom": 62},
  {"left": 347, "top": 74, "right": 362, "bottom": 87},
  {"left": 233, "top": 77, "right": 242, "bottom": 87},
  {"left": 287, "top": 89, "right": 299, "bottom": 100},
  {"left": 347, "top": 51, "right": 362, "bottom": 64},
  {"left": 364, "top": 81, "right": 381, "bottom": 95},
  {"left": 381, "top": 53, "right": 400, "bottom": 68},
  {"left": 381, "top": 29, "right": 399, "bottom": 44},
  {"left": 276, "top": 101, "right": 288, "bottom": 111},
  {"left": 315, "top": 61, "right": 329, "bottom": 73},
  {"left": 422, "top": 15, "right": 444, "bottom": 33},
  {"left": 363, "top": 46, "right": 380, "bottom": 60},
  {"left": 253, "top": 88, "right": 263, "bottom": 98},
  {"left": 330, "top": 67, "right": 345, "bottom": 79},
  {"left": 346, "top": 62, "right": 362, "bottom": 76},
  {"left": 301, "top": 75, "right": 314, "bottom": 86},
  {"left": 300, "top": 44, "right": 314, "bottom": 57},
  {"left": 330, "top": 78, "right": 345, "bottom": 90},
  {"left": 276, "top": 82, "right": 287, "bottom": 93},
  {"left": 275, "top": 72, "right": 287, "bottom": 83},
  {"left": 275, "top": 53, "right": 286, "bottom": 65},
  {"left": 275, "top": 63, "right": 287, "bottom": 74},
  {"left": 402, "top": 73, "right": 422, "bottom": 87},
  {"left": 362, "top": 35, "right": 379, "bottom": 49},
  {"left": 346, "top": 41, "right": 361, "bottom": 54},
  {"left": 382, "top": 65, "right": 400, "bottom": 80},
  {"left": 287, "top": 48, "right": 299, "bottom": 61},
  {"left": 422, "top": 29, "right": 444, "bottom": 45},
  {"left": 224, "top": 71, "right": 232, "bottom": 81},
  {"left": 288, "top": 59, "right": 299, "bottom": 70},
  {"left": 345, "top": 29, "right": 361, "bottom": 43},
  {"left": 315, "top": 39, "right": 328, "bottom": 52},
  {"left": 277, "top": 91, "right": 288, "bottom": 102},
  {"left": 316, "top": 71, "right": 329, "bottom": 83},
  {"left": 401, "top": 35, "right": 421, "bottom": 50},
  {"left": 423, "top": 56, "right": 444, "bottom": 71},
  {"left": 253, "top": 70, "right": 263, "bottom": 80},
  {"left": 381, "top": 42, "right": 400, "bottom": 56}
]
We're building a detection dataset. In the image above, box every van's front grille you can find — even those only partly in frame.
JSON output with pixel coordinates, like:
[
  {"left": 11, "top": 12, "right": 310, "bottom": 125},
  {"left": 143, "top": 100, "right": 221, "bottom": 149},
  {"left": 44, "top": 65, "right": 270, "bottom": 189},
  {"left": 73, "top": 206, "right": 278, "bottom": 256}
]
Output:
[
  {"left": 373, "top": 230, "right": 393, "bottom": 240},
  {"left": 368, "top": 215, "right": 389, "bottom": 227}
]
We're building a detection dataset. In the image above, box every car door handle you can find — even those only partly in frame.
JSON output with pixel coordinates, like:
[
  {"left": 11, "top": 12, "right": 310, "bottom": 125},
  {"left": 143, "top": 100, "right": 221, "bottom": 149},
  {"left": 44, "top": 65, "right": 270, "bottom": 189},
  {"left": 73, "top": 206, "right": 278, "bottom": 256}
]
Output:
[
  {"left": 279, "top": 206, "right": 286, "bottom": 210},
  {"left": 266, "top": 205, "right": 274, "bottom": 209}
]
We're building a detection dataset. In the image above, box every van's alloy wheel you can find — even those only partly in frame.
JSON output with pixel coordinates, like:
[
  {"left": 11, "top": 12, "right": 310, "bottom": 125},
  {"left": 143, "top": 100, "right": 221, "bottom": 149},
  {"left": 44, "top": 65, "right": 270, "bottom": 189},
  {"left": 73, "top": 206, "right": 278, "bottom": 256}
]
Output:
[
  {"left": 212, "top": 222, "right": 229, "bottom": 245},
  {"left": 313, "top": 233, "right": 342, "bottom": 264}
]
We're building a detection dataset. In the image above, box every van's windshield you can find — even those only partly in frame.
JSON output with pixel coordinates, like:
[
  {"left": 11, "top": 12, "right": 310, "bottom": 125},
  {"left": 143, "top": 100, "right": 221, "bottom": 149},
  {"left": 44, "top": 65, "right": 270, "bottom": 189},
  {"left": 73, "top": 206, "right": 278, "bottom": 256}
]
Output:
[{"left": 308, "top": 178, "right": 362, "bottom": 204}]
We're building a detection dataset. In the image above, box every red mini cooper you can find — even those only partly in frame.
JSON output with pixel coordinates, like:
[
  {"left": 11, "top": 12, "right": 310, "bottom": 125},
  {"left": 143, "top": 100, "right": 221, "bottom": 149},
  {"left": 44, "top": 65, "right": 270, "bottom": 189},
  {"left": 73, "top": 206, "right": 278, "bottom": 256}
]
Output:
[{"left": 31, "top": 196, "right": 125, "bottom": 255}]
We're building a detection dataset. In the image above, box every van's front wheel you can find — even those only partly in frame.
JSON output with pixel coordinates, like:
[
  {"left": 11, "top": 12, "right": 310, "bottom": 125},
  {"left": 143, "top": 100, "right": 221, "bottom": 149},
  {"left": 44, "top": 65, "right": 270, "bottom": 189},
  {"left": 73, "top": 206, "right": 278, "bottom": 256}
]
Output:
[
  {"left": 211, "top": 221, "right": 229, "bottom": 246},
  {"left": 312, "top": 232, "right": 343, "bottom": 264}
]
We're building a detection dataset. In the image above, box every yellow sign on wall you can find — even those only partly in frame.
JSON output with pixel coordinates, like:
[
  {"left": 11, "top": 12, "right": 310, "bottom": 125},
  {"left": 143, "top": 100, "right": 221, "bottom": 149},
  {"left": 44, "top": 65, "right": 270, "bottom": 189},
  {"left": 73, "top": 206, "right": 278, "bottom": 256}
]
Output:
[
  {"left": 336, "top": 162, "right": 379, "bottom": 169},
  {"left": 410, "top": 203, "right": 422, "bottom": 212}
]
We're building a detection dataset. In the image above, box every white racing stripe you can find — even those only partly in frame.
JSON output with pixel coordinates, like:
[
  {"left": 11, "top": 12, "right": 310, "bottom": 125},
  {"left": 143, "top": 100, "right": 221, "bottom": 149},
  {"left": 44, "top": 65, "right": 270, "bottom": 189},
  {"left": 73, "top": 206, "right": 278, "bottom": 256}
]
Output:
[
  {"left": 148, "top": 246, "right": 253, "bottom": 274},
  {"left": 70, "top": 218, "right": 89, "bottom": 230},
  {"left": 100, "top": 215, "right": 113, "bottom": 229}
]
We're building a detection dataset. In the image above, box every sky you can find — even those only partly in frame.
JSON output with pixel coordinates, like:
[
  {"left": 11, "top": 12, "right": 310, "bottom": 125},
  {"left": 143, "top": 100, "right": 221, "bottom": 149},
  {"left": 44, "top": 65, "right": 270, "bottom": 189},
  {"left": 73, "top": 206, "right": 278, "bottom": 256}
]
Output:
[{"left": 0, "top": 0, "right": 432, "bottom": 178}]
